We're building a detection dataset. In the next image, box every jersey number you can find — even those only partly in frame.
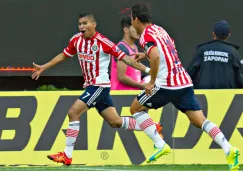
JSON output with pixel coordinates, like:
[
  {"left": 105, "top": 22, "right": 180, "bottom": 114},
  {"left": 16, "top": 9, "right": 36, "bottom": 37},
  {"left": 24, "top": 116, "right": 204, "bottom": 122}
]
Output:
[
  {"left": 82, "top": 92, "right": 90, "bottom": 99},
  {"left": 165, "top": 39, "right": 183, "bottom": 74}
]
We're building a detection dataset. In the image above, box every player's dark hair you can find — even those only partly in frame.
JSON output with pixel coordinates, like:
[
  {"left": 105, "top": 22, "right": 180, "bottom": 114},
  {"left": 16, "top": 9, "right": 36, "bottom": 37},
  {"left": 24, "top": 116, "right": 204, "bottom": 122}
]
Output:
[
  {"left": 79, "top": 12, "right": 96, "bottom": 22},
  {"left": 131, "top": 3, "right": 152, "bottom": 23},
  {"left": 120, "top": 16, "right": 131, "bottom": 33}
]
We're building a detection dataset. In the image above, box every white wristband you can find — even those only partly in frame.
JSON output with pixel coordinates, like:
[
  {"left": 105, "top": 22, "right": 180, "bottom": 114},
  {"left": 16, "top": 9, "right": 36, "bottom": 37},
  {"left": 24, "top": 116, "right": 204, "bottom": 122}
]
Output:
[{"left": 145, "top": 67, "right": 151, "bottom": 74}]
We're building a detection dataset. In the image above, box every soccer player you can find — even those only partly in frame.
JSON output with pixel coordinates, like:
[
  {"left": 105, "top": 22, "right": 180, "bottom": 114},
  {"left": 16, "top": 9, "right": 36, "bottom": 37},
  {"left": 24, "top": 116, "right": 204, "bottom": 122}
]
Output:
[
  {"left": 31, "top": 13, "right": 162, "bottom": 165},
  {"left": 110, "top": 16, "right": 164, "bottom": 137},
  {"left": 129, "top": 3, "right": 240, "bottom": 170},
  {"left": 110, "top": 16, "right": 144, "bottom": 90}
]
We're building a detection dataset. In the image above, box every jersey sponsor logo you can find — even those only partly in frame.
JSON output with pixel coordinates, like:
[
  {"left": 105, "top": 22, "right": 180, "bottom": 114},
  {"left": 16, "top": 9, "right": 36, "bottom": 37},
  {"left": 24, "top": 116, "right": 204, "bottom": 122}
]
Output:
[
  {"left": 91, "top": 44, "right": 99, "bottom": 52},
  {"left": 78, "top": 53, "right": 96, "bottom": 62}
]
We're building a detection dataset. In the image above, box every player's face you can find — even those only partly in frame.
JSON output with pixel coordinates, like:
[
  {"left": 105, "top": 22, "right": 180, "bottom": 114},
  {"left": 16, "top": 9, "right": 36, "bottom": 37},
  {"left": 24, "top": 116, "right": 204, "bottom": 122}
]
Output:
[
  {"left": 128, "top": 25, "right": 139, "bottom": 40},
  {"left": 131, "top": 14, "right": 140, "bottom": 34},
  {"left": 78, "top": 17, "right": 96, "bottom": 38}
]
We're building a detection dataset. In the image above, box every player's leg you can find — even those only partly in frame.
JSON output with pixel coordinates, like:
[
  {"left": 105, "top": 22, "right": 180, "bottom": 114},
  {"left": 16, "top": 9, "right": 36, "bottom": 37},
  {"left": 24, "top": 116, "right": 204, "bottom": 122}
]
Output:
[
  {"left": 186, "top": 110, "right": 231, "bottom": 152},
  {"left": 47, "top": 86, "right": 102, "bottom": 165},
  {"left": 187, "top": 110, "right": 240, "bottom": 171},
  {"left": 186, "top": 110, "right": 240, "bottom": 171},
  {"left": 130, "top": 87, "right": 171, "bottom": 163},
  {"left": 173, "top": 87, "right": 233, "bottom": 152},
  {"left": 92, "top": 87, "right": 122, "bottom": 128},
  {"left": 47, "top": 99, "right": 89, "bottom": 165},
  {"left": 121, "top": 113, "right": 163, "bottom": 137},
  {"left": 130, "top": 97, "right": 165, "bottom": 144},
  {"left": 63, "top": 99, "right": 89, "bottom": 158},
  {"left": 100, "top": 106, "right": 163, "bottom": 134},
  {"left": 95, "top": 90, "right": 163, "bottom": 135},
  {"left": 173, "top": 87, "right": 240, "bottom": 171}
]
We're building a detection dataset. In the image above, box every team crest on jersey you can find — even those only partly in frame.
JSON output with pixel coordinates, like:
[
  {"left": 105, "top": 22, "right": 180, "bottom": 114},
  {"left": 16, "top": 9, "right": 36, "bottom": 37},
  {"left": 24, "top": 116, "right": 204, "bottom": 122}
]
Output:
[{"left": 91, "top": 44, "right": 99, "bottom": 52}]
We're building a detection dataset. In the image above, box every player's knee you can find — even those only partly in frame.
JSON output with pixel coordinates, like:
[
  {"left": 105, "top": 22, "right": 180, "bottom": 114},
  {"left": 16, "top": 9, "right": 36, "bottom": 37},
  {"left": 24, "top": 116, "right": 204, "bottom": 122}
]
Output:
[
  {"left": 186, "top": 110, "right": 206, "bottom": 128},
  {"left": 190, "top": 121, "right": 201, "bottom": 128},
  {"left": 109, "top": 123, "right": 120, "bottom": 128},
  {"left": 130, "top": 107, "right": 136, "bottom": 115},
  {"left": 107, "top": 118, "right": 122, "bottom": 128},
  {"left": 190, "top": 118, "right": 205, "bottom": 128},
  {"left": 68, "top": 108, "right": 79, "bottom": 121}
]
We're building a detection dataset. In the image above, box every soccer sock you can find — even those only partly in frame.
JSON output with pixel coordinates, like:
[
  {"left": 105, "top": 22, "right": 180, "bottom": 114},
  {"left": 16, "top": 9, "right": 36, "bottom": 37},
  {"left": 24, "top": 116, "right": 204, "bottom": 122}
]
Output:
[
  {"left": 121, "top": 117, "right": 160, "bottom": 131},
  {"left": 64, "top": 121, "right": 80, "bottom": 158},
  {"left": 202, "top": 120, "right": 231, "bottom": 155},
  {"left": 121, "top": 117, "right": 142, "bottom": 131},
  {"left": 133, "top": 111, "right": 165, "bottom": 148}
]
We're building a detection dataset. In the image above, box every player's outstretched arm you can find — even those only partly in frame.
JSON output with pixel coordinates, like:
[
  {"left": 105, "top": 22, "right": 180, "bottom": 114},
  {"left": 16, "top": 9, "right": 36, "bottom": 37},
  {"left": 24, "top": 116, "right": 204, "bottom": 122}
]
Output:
[
  {"left": 120, "top": 55, "right": 150, "bottom": 74},
  {"left": 32, "top": 52, "right": 67, "bottom": 80}
]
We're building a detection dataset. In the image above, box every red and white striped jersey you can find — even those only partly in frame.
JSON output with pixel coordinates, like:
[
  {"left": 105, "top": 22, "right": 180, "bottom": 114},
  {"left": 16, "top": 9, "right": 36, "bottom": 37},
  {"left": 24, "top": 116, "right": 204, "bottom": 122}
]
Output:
[
  {"left": 139, "top": 24, "right": 193, "bottom": 89},
  {"left": 63, "top": 32, "right": 126, "bottom": 88}
]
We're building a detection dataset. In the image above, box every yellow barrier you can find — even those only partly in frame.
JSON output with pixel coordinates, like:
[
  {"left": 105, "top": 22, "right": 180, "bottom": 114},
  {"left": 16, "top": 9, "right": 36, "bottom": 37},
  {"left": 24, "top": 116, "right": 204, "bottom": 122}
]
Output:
[{"left": 0, "top": 90, "right": 242, "bottom": 165}]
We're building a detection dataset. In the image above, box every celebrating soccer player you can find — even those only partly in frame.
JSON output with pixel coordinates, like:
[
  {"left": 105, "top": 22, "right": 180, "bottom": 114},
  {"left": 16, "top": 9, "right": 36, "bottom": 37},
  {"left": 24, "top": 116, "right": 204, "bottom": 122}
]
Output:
[
  {"left": 129, "top": 3, "right": 240, "bottom": 170},
  {"left": 32, "top": 12, "right": 162, "bottom": 165}
]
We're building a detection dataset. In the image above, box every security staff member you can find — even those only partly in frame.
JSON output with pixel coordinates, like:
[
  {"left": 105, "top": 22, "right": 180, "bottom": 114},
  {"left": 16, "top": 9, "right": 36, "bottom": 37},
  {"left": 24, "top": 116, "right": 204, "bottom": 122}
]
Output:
[{"left": 188, "top": 20, "right": 243, "bottom": 89}]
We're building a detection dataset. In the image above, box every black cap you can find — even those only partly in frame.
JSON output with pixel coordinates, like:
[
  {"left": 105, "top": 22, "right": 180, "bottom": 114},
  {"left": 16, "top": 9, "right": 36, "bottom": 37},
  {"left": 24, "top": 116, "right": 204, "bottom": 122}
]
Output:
[{"left": 213, "top": 20, "right": 231, "bottom": 37}]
